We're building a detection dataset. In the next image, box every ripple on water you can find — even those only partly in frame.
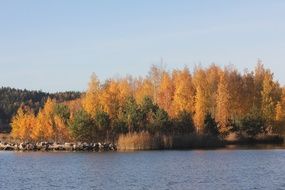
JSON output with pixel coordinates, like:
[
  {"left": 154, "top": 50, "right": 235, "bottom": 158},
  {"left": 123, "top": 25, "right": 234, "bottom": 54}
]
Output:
[{"left": 0, "top": 149, "right": 284, "bottom": 190}]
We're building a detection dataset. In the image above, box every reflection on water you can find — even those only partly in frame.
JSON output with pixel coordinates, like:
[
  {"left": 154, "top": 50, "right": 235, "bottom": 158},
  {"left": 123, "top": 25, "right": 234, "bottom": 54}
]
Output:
[
  {"left": 226, "top": 143, "right": 285, "bottom": 150},
  {"left": 0, "top": 147, "right": 285, "bottom": 190}
]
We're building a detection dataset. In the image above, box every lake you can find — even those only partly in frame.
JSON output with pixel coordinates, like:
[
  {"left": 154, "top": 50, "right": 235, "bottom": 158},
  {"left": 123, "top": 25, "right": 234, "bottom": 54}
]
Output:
[{"left": 0, "top": 147, "right": 285, "bottom": 190}]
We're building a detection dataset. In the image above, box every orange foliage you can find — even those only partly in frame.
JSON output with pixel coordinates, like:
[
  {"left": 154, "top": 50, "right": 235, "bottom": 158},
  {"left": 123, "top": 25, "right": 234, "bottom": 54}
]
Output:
[
  {"left": 215, "top": 71, "right": 231, "bottom": 133},
  {"left": 157, "top": 72, "right": 174, "bottom": 116},
  {"left": 172, "top": 67, "right": 195, "bottom": 116},
  {"left": 193, "top": 68, "right": 208, "bottom": 133},
  {"left": 82, "top": 73, "right": 101, "bottom": 118},
  {"left": 32, "top": 98, "right": 55, "bottom": 141},
  {"left": 134, "top": 79, "right": 153, "bottom": 105},
  {"left": 10, "top": 62, "right": 285, "bottom": 141},
  {"left": 11, "top": 106, "right": 35, "bottom": 141}
]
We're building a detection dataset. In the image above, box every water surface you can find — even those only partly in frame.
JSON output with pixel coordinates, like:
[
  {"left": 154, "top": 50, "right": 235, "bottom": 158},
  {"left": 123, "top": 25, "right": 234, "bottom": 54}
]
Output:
[{"left": 0, "top": 147, "right": 285, "bottom": 190}]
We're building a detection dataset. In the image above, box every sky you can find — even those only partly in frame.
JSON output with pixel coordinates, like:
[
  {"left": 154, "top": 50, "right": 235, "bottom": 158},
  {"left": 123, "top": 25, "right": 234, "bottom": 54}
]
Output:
[{"left": 0, "top": 0, "right": 285, "bottom": 92}]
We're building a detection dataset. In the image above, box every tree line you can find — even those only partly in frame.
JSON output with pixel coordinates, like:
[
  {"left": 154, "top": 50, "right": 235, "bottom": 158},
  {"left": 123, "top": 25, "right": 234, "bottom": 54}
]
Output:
[
  {"left": 10, "top": 62, "right": 285, "bottom": 142},
  {"left": 0, "top": 87, "right": 81, "bottom": 126}
]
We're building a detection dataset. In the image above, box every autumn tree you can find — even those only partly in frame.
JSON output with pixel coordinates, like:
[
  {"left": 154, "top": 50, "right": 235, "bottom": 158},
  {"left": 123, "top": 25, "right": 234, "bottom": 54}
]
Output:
[
  {"left": 193, "top": 67, "right": 208, "bottom": 133},
  {"left": 227, "top": 67, "right": 244, "bottom": 118},
  {"left": 53, "top": 104, "right": 71, "bottom": 142},
  {"left": 172, "top": 67, "right": 195, "bottom": 116},
  {"left": 261, "top": 71, "right": 276, "bottom": 132},
  {"left": 82, "top": 73, "right": 101, "bottom": 118},
  {"left": 215, "top": 71, "right": 231, "bottom": 136},
  {"left": 275, "top": 88, "right": 285, "bottom": 122},
  {"left": 32, "top": 98, "right": 56, "bottom": 141},
  {"left": 10, "top": 63, "right": 285, "bottom": 142},
  {"left": 11, "top": 106, "right": 35, "bottom": 141},
  {"left": 204, "top": 64, "right": 221, "bottom": 116},
  {"left": 100, "top": 80, "right": 121, "bottom": 119},
  {"left": 148, "top": 64, "right": 165, "bottom": 103},
  {"left": 66, "top": 99, "right": 82, "bottom": 121},
  {"left": 53, "top": 115, "right": 71, "bottom": 142},
  {"left": 253, "top": 61, "right": 266, "bottom": 110},
  {"left": 240, "top": 71, "right": 255, "bottom": 115},
  {"left": 134, "top": 78, "right": 153, "bottom": 105},
  {"left": 117, "top": 78, "right": 132, "bottom": 108},
  {"left": 157, "top": 72, "right": 174, "bottom": 116}
]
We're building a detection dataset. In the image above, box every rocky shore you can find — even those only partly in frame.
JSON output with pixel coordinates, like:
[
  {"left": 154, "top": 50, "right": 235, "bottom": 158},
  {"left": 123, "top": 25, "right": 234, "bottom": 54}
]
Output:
[{"left": 0, "top": 142, "right": 117, "bottom": 152}]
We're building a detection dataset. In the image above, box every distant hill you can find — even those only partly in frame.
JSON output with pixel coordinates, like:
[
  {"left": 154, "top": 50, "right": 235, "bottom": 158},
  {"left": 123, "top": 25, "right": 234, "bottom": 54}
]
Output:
[{"left": 0, "top": 87, "right": 82, "bottom": 132}]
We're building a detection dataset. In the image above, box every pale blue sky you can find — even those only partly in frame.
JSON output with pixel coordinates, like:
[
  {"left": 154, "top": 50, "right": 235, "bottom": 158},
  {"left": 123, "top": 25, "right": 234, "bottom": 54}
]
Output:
[{"left": 0, "top": 0, "right": 285, "bottom": 92}]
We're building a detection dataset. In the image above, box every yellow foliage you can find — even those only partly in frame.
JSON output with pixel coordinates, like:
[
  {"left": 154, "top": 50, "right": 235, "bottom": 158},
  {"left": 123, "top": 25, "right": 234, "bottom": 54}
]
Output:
[
  {"left": 261, "top": 71, "right": 275, "bottom": 122},
  {"left": 205, "top": 64, "right": 221, "bottom": 115},
  {"left": 65, "top": 99, "right": 82, "bottom": 121},
  {"left": 275, "top": 102, "right": 283, "bottom": 121},
  {"left": 193, "top": 68, "right": 208, "bottom": 133},
  {"left": 82, "top": 73, "right": 101, "bottom": 118},
  {"left": 134, "top": 79, "right": 153, "bottom": 105},
  {"left": 215, "top": 71, "right": 231, "bottom": 133},
  {"left": 157, "top": 72, "right": 174, "bottom": 116},
  {"left": 172, "top": 67, "right": 195, "bottom": 116},
  {"left": 117, "top": 78, "right": 132, "bottom": 104},
  {"left": 54, "top": 116, "right": 71, "bottom": 142},
  {"left": 11, "top": 107, "right": 35, "bottom": 141},
  {"left": 100, "top": 80, "right": 120, "bottom": 118},
  {"left": 10, "top": 62, "right": 285, "bottom": 141},
  {"left": 31, "top": 98, "right": 56, "bottom": 141}
]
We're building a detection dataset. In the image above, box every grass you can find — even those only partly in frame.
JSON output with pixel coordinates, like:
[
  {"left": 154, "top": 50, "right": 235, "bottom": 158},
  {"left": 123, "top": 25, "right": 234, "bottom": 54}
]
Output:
[
  {"left": 117, "top": 132, "right": 224, "bottom": 151},
  {"left": 117, "top": 132, "right": 164, "bottom": 150}
]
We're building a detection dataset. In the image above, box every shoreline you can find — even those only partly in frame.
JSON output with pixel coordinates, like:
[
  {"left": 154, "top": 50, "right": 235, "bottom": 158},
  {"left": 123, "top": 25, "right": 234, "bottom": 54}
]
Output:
[
  {"left": 0, "top": 136, "right": 284, "bottom": 152},
  {"left": 0, "top": 142, "right": 117, "bottom": 152}
]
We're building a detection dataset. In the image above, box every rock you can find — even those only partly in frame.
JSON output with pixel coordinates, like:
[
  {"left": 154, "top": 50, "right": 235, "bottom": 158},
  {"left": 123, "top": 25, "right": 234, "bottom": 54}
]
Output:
[
  {"left": 73, "top": 144, "right": 78, "bottom": 151},
  {"left": 3, "top": 145, "right": 15, "bottom": 151},
  {"left": 103, "top": 143, "right": 110, "bottom": 151},
  {"left": 19, "top": 143, "right": 26, "bottom": 151},
  {"left": 82, "top": 143, "right": 92, "bottom": 151},
  {"left": 93, "top": 143, "right": 100, "bottom": 152},
  {"left": 98, "top": 142, "right": 104, "bottom": 150},
  {"left": 50, "top": 143, "right": 65, "bottom": 151},
  {"left": 0, "top": 142, "right": 5, "bottom": 150},
  {"left": 109, "top": 143, "right": 117, "bottom": 151},
  {"left": 0, "top": 141, "right": 117, "bottom": 152},
  {"left": 64, "top": 143, "right": 73, "bottom": 151},
  {"left": 26, "top": 143, "right": 35, "bottom": 151},
  {"left": 36, "top": 142, "right": 47, "bottom": 151}
]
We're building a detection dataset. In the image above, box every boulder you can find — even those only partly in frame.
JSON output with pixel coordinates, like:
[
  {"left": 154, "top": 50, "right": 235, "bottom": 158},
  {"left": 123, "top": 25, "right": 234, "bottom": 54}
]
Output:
[
  {"left": 19, "top": 143, "right": 26, "bottom": 151},
  {"left": 64, "top": 143, "right": 73, "bottom": 151},
  {"left": 3, "top": 144, "right": 15, "bottom": 151},
  {"left": 26, "top": 143, "right": 35, "bottom": 151}
]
